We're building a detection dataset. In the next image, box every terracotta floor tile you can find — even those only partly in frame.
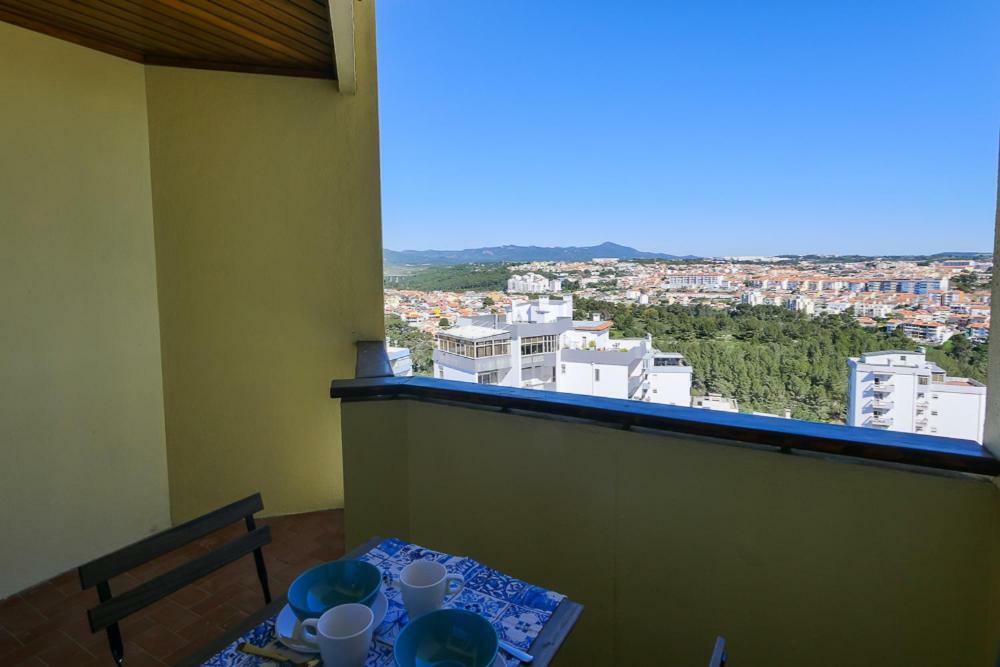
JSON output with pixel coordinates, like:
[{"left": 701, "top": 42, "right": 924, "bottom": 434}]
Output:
[
  {"left": 44, "top": 607, "right": 94, "bottom": 645},
  {"left": 131, "top": 623, "right": 184, "bottom": 659},
  {"left": 165, "top": 584, "right": 211, "bottom": 610},
  {"left": 120, "top": 642, "right": 167, "bottom": 666},
  {"left": 18, "top": 583, "right": 66, "bottom": 618},
  {"left": 225, "top": 586, "right": 270, "bottom": 616},
  {"left": 0, "top": 626, "right": 22, "bottom": 660},
  {"left": 174, "top": 616, "right": 225, "bottom": 645},
  {"left": 34, "top": 630, "right": 97, "bottom": 665},
  {"left": 118, "top": 611, "right": 156, "bottom": 638},
  {"left": 145, "top": 600, "right": 200, "bottom": 634},
  {"left": 39, "top": 587, "right": 98, "bottom": 622},
  {"left": 188, "top": 583, "right": 244, "bottom": 616},
  {"left": 2, "top": 635, "right": 52, "bottom": 665},
  {"left": 0, "top": 596, "right": 48, "bottom": 642},
  {"left": 14, "top": 657, "right": 46, "bottom": 666}
]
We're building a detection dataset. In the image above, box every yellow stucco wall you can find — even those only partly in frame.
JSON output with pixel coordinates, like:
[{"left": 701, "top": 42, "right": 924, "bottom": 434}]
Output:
[
  {"left": 145, "top": 1, "right": 383, "bottom": 522},
  {"left": 0, "top": 23, "right": 171, "bottom": 597},
  {"left": 342, "top": 399, "right": 1000, "bottom": 666}
]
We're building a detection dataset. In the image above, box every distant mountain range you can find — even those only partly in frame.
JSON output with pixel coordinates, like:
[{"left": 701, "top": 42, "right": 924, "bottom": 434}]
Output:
[{"left": 384, "top": 242, "right": 697, "bottom": 266}]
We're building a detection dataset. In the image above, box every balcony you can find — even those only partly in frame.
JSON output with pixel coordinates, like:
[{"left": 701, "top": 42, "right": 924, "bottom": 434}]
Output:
[
  {"left": 871, "top": 399, "right": 894, "bottom": 410},
  {"left": 873, "top": 382, "right": 895, "bottom": 394},
  {"left": 335, "top": 369, "right": 1000, "bottom": 666},
  {"left": 869, "top": 415, "right": 894, "bottom": 427},
  {"left": 433, "top": 348, "right": 514, "bottom": 374},
  {"left": 4, "top": 5, "right": 1000, "bottom": 667}
]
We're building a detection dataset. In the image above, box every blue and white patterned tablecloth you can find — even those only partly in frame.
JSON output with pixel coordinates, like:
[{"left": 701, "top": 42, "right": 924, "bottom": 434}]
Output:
[{"left": 202, "top": 538, "right": 566, "bottom": 667}]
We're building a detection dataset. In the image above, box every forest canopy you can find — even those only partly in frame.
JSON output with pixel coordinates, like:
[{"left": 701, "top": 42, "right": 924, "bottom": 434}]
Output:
[{"left": 573, "top": 298, "right": 987, "bottom": 422}]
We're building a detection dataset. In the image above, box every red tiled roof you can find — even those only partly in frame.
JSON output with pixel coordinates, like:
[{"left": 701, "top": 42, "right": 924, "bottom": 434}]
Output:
[{"left": 575, "top": 322, "right": 612, "bottom": 331}]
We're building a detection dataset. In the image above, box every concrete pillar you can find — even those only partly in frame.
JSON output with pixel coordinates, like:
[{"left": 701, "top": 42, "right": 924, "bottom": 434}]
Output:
[{"left": 984, "top": 140, "right": 1000, "bottom": 460}]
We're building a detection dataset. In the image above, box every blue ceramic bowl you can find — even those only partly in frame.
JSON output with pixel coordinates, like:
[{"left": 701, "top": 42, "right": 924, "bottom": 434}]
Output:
[
  {"left": 287, "top": 559, "right": 381, "bottom": 621},
  {"left": 394, "top": 609, "right": 498, "bottom": 667}
]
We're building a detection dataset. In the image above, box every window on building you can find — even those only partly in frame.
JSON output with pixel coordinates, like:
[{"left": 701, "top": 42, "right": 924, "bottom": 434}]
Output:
[
  {"left": 560, "top": 363, "right": 566, "bottom": 375},
  {"left": 918, "top": 376, "right": 929, "bottom": 385},
  {"left": 521, "top": 335, "right": 556, "bottom": 355},
  {"left": 438, "top": 335, "right": 510, "bottom": 359},
  {"left": 477, "top": 371, "right": 498, "bottom": 385},
  {"left": 594, "top": 368, "right": 600, "bottom": 382},
  {"left": 931, "top": 410, "right": 938, "bottom": 416},
  {"left": 473, "top": 339, "right": 510, "bottom": 358},
  {"left": 438, "top": 368, "right": 444, "bottom": 379}
]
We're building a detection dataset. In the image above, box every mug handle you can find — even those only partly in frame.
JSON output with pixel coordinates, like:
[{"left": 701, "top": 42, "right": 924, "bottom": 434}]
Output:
[
  {"left": 293, "top": 618, "right": 320, "bottom": 645},
  {"left": 444, "top": 574, "right": 465, "bottom": 600}
]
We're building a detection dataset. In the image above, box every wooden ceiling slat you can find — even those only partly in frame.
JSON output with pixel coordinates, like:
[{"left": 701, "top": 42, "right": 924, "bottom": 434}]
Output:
[
  {"left": 84, "top": 0, "right": 258, "bottom": 60},
  {"left": 144, "top": 53, "right": 330, "bottom": 78},
  {"left": 141, "top": 0, "right": 310, "bottom": 65},
  {"left": 257, "top": 0, "right": 330, "bottom": 35},
  {"left": 0, "top": 5, "right": 142, "bottom": 61},
  {"left": 0, "top": 0, "right": 336, "bottom": 79},
  {"left": 229, "top": 0, "right": 331, "bottom": 47},
  {"left": 15, "top": 0, "right": 230, "bottom": 62},
  {"left": 282, "top": 0, "right": 328, "bottom": 22},
  {"left": 153, "top": 0, "right": 320, "bottom": 65},
  {"left": 97, "top": 0, "right": 284, "bottom": 63},
  {"left": 176, "top": 0, "right": 329, "bottom": 62},
  {"left": 4, "top": 0, "right": 191, "bottom": 58}
]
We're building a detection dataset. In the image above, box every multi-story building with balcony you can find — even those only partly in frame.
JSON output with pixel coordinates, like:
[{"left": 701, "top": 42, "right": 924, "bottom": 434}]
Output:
[
  {"left": 507, "top": 272, "right": 562, "bottom": 294},
  {"left": 664, "top": 274, "right": 734, "bottom": 289},
  {"left": 433, "top": 295, "right": 692, "bottom": 403},
  {"left": 847, "top": 350, "right": 986, "bottom": 442}
]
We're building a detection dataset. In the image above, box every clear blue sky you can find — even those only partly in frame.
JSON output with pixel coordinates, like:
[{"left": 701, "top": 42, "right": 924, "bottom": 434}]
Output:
[{"left": 376, "top": 1, "right": 999, "bottom": 257}]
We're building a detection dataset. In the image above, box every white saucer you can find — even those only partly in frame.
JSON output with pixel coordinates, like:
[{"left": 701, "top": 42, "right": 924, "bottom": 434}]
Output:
[{"left": 276, "top": 590, "right": 388, "bottom": 654}]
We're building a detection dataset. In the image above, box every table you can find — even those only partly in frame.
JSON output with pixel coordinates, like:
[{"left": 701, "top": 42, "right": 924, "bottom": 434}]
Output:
[{"left": 176, "top": 537, "right": 583, "bottom": 667}]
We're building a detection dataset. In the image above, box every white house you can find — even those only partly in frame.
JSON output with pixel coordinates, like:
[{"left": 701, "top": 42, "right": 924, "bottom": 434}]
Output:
[{"left": 692, "top": 394, "right": 740, "bottom": 412}]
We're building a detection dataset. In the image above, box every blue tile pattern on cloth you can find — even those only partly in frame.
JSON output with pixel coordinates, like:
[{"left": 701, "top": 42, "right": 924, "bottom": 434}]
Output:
[
  {"left": 200, "top": 539, "right": 565, "bottom": 667},
  {"left": 199, "top": 619, "right": 276, "bottom": 667}
]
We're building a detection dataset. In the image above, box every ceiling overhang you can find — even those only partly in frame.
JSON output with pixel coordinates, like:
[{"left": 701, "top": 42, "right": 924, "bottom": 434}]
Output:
[{"left": 0, "top": 0, "right": 348, "bottom": 81}]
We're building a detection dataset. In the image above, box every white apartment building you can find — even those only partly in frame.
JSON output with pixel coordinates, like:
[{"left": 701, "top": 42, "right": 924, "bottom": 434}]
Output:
[
  {"left": 890, "top": 320, "right": 953, "bottom": 345},
  {"left": 433, "top": 295, "right": 692, "bottom": 405},
  {"left": 664, "top": 274, "right": 733, "bottom": 290},
  {"left": 847, "top": 349, "right": 986, "bottom": 442},
  {"left": 786, "top": 296, "right": 815, "bottom": 315},
  {"left": 646, "top": 353, "right": 693, "bottom": 406},
  {"left": 864, "top": 277, "right": 950, "bottom": 294},
  {"left": 854, "top": 302, "right": 895, "bottom": 319},
  {"left": 741, "top": 291, "right": 765, "bottom": 306},
  {"left": 507, "top": 272, "right": 562, "bottom": 294}
]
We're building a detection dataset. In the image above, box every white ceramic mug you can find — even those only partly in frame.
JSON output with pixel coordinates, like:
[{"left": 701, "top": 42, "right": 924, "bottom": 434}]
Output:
[
  {"left": 398, "top": 560, "right": 465, "bottom": 619},
  {"left": 298, "top": 603, "right": 374, "bottom": 667}
]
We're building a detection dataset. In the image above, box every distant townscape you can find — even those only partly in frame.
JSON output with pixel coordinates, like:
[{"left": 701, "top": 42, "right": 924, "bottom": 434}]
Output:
[{"left": 383, "top": 246, "right": 991, "bottom": 444}]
